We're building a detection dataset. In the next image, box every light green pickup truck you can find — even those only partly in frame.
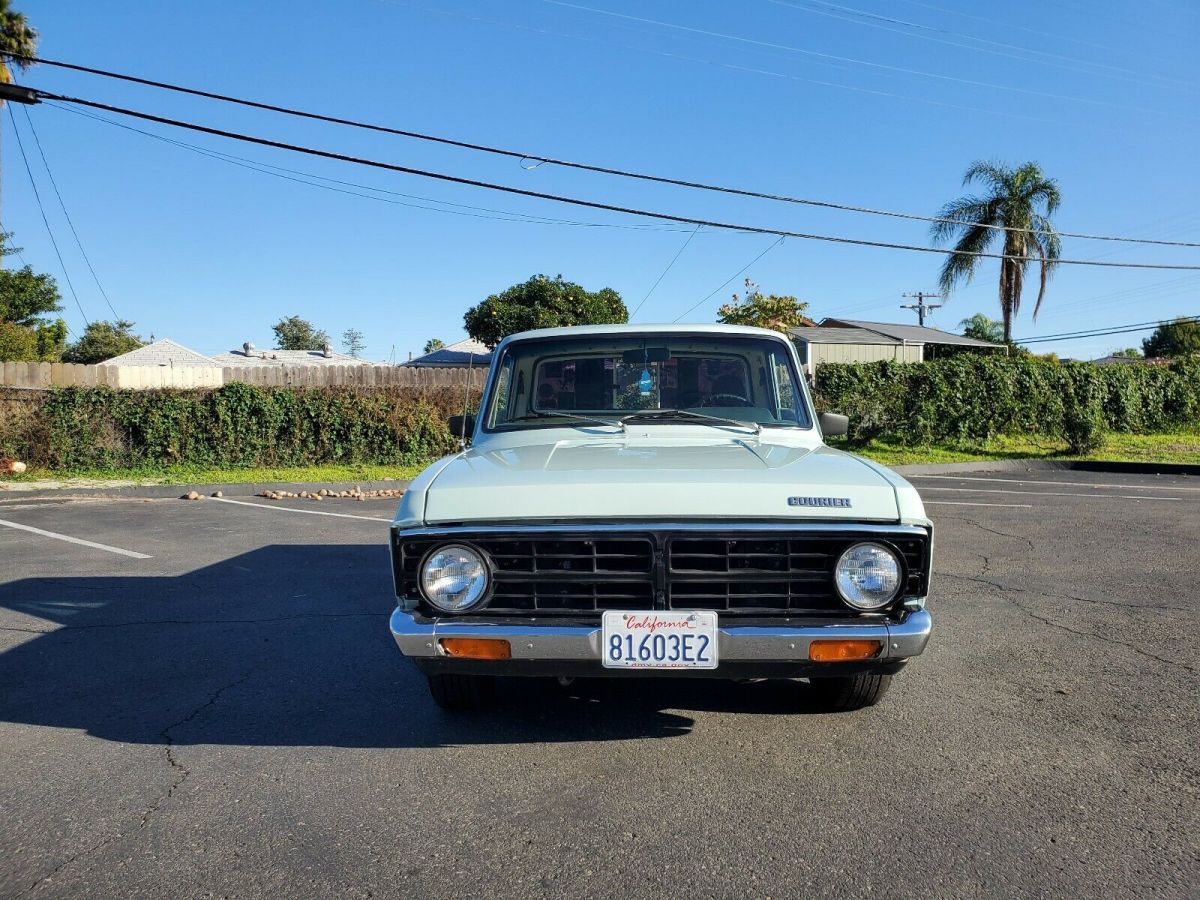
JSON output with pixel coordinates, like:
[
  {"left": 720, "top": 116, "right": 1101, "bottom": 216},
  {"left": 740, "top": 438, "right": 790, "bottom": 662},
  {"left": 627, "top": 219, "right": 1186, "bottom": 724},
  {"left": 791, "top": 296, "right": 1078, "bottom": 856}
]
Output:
[{"left": 389, "top": 324, "right": 933, "bottom": 712}]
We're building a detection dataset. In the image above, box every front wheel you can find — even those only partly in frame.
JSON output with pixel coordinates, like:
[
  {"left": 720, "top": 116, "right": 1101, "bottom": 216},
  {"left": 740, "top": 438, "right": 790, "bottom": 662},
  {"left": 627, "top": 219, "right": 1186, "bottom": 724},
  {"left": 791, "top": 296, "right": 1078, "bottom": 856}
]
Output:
[
  {"left": 425, "top": 673, "right": 496, "bottom": 711},
  {"left": 807, "top": 673, "right": 893, "bottom": 711}
]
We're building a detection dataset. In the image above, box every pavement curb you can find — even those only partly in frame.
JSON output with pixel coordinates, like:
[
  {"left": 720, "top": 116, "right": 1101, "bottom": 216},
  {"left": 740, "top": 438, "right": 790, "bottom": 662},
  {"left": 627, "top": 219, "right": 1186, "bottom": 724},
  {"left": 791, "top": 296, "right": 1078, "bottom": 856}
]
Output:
[
  {"left": 0, "top": 479, "right": 413, "bottom": 501},
  {"left": 892, "top": 459, "right": 1200, "bottom": 476}
]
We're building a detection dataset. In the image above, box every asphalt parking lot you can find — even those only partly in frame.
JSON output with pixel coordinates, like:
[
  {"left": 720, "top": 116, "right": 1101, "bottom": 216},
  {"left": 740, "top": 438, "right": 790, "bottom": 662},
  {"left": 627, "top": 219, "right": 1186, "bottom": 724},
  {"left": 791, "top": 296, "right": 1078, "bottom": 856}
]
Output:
[{"left": 1, "top": 471, "right": 1197, "bottom": 898}]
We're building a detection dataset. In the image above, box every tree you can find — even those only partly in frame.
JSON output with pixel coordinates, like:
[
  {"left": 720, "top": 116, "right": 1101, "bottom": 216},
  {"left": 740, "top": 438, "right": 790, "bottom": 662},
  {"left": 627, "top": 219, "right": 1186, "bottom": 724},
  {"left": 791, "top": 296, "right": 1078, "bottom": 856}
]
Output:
[
  {"left": 717, "top": 279, "right": 813, "bottom": 333},
  {"left": 0, "top": 232, "right": 64, "bottom": 361},
  {"left": 341, "top": 327, "right": 365, "bottom": 358},
  {"left": 1110, "top": 347, "right": 1142, "bottom": 359},
  {"left": 423, "top": 338, "right": 445, "bottom": 355},
  {"left": 1141, "top": 318, "right": 1200, "bottom": 358},
  {"left": 463, "top": 274, "right": 627, "bottom": 348},
  {"left": 0, "top": 261, "right": 61, "bottom": 326},
  {"left": 62, "top": 319, "right": 144, "bottom": 364},
  {"left": 0, "top": 1, "right": 36, "bottom": 86},
  {"left": 959, "top": 313, "right": 1005, "bottom": 344},
  {"left": 272, "top": 315, "right": 329, "bottom": 351},
  {"left": 932, "top": 161, "right": 1062, "bottom": 344},
  {"left": 0, "top": 319, "right": 34, "bottom": 359}
]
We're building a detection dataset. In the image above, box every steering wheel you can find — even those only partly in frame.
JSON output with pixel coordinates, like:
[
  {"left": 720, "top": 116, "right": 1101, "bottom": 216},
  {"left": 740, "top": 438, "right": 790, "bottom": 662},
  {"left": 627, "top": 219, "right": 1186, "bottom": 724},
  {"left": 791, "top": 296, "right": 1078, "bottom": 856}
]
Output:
[{"left": 702, "top": 393, "right": 752, "bottom": 407}]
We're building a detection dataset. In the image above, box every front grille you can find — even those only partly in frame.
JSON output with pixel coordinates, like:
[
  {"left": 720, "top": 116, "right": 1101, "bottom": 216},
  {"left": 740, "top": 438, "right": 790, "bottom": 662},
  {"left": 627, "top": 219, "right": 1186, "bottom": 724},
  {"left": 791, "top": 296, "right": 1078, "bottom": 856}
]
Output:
[
  {"left": 668, "top": 536, "right": 841, "bottom": 613},
  {"left": 394, "top": 529, "right": 930, "bottom": 617},
  {"left": 394, "top": 535, "right": 655, "bottom": 614}
]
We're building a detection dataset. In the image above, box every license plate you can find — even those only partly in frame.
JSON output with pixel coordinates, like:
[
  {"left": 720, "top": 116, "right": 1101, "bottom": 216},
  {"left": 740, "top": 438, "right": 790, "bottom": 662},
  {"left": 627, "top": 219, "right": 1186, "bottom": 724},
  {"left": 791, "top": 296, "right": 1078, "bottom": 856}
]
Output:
[{"left": 601, "top": 610, "right": 719, "bottom": 670}]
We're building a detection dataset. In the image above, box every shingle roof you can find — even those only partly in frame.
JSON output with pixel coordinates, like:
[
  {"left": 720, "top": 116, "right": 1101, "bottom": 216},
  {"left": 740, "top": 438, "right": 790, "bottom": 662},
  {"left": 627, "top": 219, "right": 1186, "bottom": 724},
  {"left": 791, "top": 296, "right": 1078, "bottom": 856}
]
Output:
[
  {"left": 403, "top": 337, "right": 492, "bottom": 368},
  {"left": 211, "top": 348, "right": 374, "bottom": 367},
  {"left": 102, "top": 339, "right": 219, "bottom": 367},
  {"left": 788, "top": 326, "right": 903, "bottom": 345},
  {"left": 821, "top": 319, "right": 1003, "bottom": 348}
]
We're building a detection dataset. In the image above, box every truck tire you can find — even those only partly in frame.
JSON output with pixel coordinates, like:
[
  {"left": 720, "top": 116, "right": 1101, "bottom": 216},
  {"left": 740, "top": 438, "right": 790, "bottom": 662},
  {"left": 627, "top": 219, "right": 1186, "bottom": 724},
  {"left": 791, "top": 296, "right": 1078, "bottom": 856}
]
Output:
[
  {"left": 425, "top": 673, "right": 496, "bottom": 711},
  {"left": 808, "top": 673, "right": 892, "bottom": 711}
]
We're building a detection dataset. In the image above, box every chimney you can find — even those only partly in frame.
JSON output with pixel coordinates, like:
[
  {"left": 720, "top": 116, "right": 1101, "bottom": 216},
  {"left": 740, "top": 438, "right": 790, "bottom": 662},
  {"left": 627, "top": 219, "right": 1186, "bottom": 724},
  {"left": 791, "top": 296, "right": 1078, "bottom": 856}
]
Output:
[
  {"left": 243, "top": 341, "right": 255, "bottom": 357},
  {"left": 322, "top": 342, "right": 333, "bottom": 359}
]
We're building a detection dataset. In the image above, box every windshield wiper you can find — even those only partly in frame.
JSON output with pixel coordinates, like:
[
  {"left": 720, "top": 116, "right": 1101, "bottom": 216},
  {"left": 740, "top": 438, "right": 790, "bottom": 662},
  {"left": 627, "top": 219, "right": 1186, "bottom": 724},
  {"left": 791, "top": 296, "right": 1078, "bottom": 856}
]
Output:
[
  {"left": 620, "top": 409, "right": 761, "bottom": 434},
  {"left": 511, "top": 411, "right": 625, "bottom": 430}
]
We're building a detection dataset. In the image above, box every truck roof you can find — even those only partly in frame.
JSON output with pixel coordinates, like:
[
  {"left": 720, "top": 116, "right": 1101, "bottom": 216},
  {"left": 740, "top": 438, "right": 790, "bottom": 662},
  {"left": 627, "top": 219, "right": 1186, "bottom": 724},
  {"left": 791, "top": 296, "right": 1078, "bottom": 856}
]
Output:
[{"left": 497, "top": 323, "right": 792, "bottom": 347}]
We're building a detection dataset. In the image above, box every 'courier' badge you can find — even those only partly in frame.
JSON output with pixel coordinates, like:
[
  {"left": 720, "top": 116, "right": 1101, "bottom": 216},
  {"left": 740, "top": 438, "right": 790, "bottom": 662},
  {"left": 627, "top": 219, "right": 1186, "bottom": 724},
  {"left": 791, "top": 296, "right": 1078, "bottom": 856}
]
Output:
[{"left": 788, "top": 496, "right": 851, "bottom": 508}]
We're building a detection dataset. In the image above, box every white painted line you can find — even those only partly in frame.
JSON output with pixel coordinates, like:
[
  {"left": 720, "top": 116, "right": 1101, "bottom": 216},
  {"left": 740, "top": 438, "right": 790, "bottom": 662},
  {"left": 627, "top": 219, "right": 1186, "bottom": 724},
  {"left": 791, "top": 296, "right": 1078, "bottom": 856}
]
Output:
[
  {"left": 926, "top": 500, "right": 1033, "bottom": 509},
  {"left": 0, "top": 517, "right": 152, "bottom": 559},
  {"left": 911, "top": 474, "right": 1200, "bottom": 492},
  {"left": 919, "top": 486, "right": 1180, "bottom": 502},
  {"left": 212, "top": 496, "right": 391, "bottom": 523}
]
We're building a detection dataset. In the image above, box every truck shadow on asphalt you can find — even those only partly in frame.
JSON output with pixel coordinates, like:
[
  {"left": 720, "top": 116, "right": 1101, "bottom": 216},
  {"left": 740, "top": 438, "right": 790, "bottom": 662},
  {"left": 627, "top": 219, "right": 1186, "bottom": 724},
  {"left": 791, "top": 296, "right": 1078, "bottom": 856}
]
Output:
[{"left": 1, "top": 544, "right": 838, "bottom": 748}]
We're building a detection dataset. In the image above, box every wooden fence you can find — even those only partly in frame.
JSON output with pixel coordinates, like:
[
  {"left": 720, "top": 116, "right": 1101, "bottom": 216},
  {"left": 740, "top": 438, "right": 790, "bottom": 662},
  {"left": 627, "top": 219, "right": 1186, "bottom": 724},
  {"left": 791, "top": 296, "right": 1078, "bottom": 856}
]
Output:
[{"left": 0, "top": 362, "right": 486, "bottom": 390}]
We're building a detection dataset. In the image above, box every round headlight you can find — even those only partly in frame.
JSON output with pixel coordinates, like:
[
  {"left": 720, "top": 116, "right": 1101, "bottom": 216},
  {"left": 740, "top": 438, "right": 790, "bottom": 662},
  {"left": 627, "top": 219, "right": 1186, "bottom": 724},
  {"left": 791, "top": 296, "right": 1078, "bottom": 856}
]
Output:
[
  {"left": 834, "top": 542, "right": 902, "bottom": 610},
  {"left": 420, "top": 544, "right": 489, "bottom": 612}
]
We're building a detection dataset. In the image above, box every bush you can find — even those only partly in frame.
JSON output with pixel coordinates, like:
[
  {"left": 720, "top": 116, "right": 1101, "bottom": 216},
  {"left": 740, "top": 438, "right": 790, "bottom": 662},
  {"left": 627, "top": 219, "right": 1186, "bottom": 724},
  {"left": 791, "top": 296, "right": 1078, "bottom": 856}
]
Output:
[
  {"left": 814, "top": 356, "right": 1200, "bottom": 448},
  {"left": 8, "top": 384, "right": 478, "bottom": 472}
]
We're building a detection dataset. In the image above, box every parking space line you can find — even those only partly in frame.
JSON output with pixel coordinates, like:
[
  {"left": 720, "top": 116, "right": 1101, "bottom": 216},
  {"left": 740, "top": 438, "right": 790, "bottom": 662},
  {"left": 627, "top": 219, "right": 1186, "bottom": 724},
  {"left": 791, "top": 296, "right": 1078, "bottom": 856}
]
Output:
[
  {"left": 920, "top": 487, "right": 1180, "bottom": 501},
  {"left": 212, "top": 496, "right": 391, "bottom": 523},
  {"left": 911, "top": 474, "right": 1200, "bottom": 492},
  {"left": 0, "top": 517, "right": 153, "bottom": 559},
  {"left": 926, "top": 500, "right": 1033, "bottom": 508}
]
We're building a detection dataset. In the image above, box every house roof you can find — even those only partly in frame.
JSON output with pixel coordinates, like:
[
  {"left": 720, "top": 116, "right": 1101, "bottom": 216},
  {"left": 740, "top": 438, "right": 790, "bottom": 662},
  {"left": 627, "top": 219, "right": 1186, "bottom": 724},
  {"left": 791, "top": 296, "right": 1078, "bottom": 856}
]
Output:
[
  {"left": 787, "top": 326, "right": 903, "bottom": 345},
  {"left": 1091, "top": 355, "right": 1170, "bottom": 366},
  {"left": 820, "top": 319, "right": 1003, "bottom": 348},
  {"left": 102, "top": 338, "right": 219, "bottom": 367},
  {"left": 211, "top": 348, "right": 373, "bottom": 367},
  {"left": 404, "top": 337, "right": 492, "bottom": 368}
]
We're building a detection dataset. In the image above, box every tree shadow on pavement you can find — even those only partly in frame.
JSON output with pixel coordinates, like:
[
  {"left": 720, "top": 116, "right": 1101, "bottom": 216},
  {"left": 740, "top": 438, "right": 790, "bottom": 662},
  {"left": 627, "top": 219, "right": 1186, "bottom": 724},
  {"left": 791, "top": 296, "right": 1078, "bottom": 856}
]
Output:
[{"left": 0, "top": 544, "right": 827, "bottom": 750}]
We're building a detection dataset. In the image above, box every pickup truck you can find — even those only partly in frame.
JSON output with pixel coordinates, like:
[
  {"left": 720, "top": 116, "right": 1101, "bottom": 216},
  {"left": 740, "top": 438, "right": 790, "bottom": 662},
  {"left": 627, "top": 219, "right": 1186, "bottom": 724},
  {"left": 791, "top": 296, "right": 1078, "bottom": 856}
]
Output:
[{"left": 389, "top": 324, "right": 932, "bottom": 711}]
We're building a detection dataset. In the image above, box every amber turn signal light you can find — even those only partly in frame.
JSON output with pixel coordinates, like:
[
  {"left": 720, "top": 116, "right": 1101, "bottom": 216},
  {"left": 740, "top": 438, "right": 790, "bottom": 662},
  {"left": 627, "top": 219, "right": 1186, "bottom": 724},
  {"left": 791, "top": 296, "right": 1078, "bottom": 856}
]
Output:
[
  {"left": 439, "top": 638, "right": 512, "bottom": 660},
  {"left": 809, "top": 639, "right": 882, "bottom": 662}
]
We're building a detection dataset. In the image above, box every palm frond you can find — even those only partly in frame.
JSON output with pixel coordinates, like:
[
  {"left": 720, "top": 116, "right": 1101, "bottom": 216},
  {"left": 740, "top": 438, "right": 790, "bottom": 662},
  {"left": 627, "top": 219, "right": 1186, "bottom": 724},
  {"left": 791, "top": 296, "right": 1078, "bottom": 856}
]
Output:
[
  {"left": 1027, "top": 173, "right": 1062, "bottom": 216},
  {"left": 937, "top": 221, "right": 993, "bottom": 294},
  {"left": 962, "top": 160, "right": 1010, "bottom": 193},
  {"left": 1029, "top": 216, "right": 1060, "bottom": 319},
  {"left": 930, "top": 195, "right": 1001, "bottom": 243}
]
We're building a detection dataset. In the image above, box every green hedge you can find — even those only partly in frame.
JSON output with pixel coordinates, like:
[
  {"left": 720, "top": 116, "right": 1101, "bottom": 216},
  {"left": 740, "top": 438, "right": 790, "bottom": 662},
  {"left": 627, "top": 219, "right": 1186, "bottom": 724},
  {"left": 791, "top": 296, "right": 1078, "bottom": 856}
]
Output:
[
  {"left": 1, "top": 383, "right": 476, "bottom": 471},
  {"left": 813, "top": 356, "right": 1200, "bottom": 449}
]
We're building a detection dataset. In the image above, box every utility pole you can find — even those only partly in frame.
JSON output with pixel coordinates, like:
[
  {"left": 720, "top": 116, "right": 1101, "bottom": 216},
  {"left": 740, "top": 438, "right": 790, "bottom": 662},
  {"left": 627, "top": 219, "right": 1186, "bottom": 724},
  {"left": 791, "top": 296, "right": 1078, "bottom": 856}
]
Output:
[{"left": 901, "top": 291, "right": 943, "bottom": 327}]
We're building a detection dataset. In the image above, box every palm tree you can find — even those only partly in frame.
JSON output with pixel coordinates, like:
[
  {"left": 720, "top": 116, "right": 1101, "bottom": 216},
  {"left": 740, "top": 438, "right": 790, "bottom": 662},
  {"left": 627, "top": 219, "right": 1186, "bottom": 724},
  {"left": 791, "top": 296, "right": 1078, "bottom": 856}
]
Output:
[
  {"left": 0, "top": 1, "right": 37, "bottom": 270},
  {"left": 932, "top": 161, "right": 1061, "bottom": 343},
  {"left": 959, "top": 312, "right": 1005, "bottom": 344},
  {"left": 0, "top": 0, "right": 36, "bottom": 85}
]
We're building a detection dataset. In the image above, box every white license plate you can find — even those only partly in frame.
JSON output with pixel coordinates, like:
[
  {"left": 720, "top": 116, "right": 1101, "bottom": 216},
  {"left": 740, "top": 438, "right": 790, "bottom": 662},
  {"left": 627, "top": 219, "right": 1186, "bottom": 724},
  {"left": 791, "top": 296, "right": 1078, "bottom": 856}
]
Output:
[{"left": 601, "top": 610, "right": 719, "bottom": 669}]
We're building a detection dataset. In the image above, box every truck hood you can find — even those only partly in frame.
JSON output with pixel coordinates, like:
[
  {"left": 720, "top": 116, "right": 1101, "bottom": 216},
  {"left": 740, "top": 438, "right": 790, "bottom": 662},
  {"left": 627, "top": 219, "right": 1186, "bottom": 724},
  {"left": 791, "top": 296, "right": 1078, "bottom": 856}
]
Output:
[{"left": 420, "top": 437, "right": 904, "bottom": 524}]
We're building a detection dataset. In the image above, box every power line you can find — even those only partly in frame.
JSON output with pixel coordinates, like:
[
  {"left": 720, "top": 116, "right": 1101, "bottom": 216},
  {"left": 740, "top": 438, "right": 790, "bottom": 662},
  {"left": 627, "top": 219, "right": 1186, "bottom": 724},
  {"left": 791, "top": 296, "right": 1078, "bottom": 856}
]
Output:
[
  {"left": 632, "top": 225, "right": 701, "bottom": 319},
  {"left": 541, "top": 0, "right": 1187, "bottom": 118},
  {"left": 396, "top": 0, "right": 1061, "bottom": 125},
  {"left": 671, "top": 237, "right": 786, "bottom": 323},
  {"left": 764, "top": 0, "right": 1190, "bottom": 90},
  {"left": 24, "top": 88, "right": 1200, "bottom": 272},
  {"left": 47, "top": 101, "right": 693, "bottom": 234},
  {"left": 6, "top": 106, "right": 89, "bottom": 326},
  {"left": 4, "top": 51, "right": 1199, "bottom": 248},
  {"left": 1017, "top": 316, "right": 1199, "bottom": 344},
  {"left": 20, "top": 106, "right": 120, "bottom": 319}
]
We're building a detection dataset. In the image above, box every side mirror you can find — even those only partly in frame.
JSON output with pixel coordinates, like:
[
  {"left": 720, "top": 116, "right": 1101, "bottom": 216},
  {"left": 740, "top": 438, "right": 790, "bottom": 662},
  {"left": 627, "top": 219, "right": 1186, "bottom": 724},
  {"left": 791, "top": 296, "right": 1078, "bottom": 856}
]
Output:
[
  {"left": 818, "top": 412, "right": 849, "bottom": 438},
  {"left": 448, "top": 413, "right": 475, "bottom": 438}
]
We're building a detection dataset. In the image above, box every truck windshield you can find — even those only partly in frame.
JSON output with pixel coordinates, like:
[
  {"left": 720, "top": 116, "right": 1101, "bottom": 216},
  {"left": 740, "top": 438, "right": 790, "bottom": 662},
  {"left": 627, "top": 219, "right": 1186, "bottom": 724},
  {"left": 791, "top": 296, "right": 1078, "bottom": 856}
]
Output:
[{"left": 484, "top": 334, "right": 812, "bottom": 431}]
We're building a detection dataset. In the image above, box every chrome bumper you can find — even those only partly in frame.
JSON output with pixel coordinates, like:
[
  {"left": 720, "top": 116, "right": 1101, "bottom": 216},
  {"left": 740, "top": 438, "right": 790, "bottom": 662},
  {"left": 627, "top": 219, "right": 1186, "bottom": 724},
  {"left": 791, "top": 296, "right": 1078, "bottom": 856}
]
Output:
[{"left": 389, "top": 608, "right": 932, "bottom": 665}]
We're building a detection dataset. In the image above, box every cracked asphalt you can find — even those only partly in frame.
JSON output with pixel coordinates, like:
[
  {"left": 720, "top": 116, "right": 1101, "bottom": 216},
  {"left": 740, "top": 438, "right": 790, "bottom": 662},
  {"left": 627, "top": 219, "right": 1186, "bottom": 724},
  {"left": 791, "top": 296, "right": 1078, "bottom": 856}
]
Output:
[{"left": 1, "top": 470, "right": 1197, "bottom": 898}]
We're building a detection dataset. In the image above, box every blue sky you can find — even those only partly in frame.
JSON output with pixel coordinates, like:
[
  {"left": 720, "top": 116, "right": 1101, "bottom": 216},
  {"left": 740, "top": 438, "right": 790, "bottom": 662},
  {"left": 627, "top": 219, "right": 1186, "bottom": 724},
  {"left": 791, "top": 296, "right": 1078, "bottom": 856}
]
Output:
[{"left": 4, "top": 0, "right": 1197, "bottom": 361}]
